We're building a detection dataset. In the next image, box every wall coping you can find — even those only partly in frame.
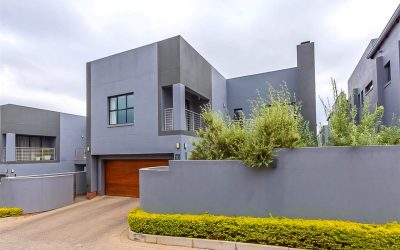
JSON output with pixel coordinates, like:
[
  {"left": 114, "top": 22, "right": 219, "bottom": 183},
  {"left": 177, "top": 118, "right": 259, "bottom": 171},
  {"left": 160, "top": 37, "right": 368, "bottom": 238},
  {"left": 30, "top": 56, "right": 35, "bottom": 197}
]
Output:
[{"left": 128, "top": 230, "right": 300, "bottom": 250}]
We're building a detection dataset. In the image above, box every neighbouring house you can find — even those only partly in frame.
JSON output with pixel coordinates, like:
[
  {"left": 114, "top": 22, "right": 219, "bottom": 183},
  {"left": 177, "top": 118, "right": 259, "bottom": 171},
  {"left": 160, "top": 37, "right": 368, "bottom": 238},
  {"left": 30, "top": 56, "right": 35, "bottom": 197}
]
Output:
[
  {"left": 348, "top": 4, "right": 400, "bottom": 125},
  {"left": 85, "top": 35, "right": 316, "bottom": 198},
  {"left": 0, "top": 104, "right": 86, "bottom": 176}
]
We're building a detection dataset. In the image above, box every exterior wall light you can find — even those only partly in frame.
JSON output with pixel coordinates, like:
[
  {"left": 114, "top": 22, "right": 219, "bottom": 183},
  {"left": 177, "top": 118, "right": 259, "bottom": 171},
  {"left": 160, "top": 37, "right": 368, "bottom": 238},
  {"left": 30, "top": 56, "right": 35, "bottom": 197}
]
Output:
[
  {"left": 176, "top": 143, "right": 180, "bottom": 149},
  {"left": 183, "top": 143, "right": 187, "bottom": 149}
]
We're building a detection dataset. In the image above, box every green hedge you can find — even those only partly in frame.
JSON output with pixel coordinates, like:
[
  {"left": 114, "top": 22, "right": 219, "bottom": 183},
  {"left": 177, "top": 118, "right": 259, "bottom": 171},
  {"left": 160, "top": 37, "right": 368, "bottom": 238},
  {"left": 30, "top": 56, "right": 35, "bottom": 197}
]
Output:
[
  {"left": 0, "top": 207, "right": 23, "bottom": 218},
  {"left": 128, "top": 209, "right": 400, "bottom": 249}
]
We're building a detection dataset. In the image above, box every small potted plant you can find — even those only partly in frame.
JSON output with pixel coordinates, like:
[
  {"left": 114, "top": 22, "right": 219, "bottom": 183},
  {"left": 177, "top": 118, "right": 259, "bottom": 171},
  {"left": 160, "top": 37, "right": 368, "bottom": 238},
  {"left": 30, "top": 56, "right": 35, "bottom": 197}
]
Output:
[
  {"left": 35, "top": 152, "right": 41, "bottom": 161},
  {"left": 43, "top": 148, "right": 52, "bottom": 160}
]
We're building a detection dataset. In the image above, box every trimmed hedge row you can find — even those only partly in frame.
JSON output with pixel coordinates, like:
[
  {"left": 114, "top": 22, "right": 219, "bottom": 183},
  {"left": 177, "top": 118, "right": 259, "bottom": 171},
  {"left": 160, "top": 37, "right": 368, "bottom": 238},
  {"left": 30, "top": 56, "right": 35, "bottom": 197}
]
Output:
[
  {"left": 128, "top": 209, "right": 400, "bottom": 249},
  {"left": 0, "top": 207, "right": 23, "bottom": 218}
]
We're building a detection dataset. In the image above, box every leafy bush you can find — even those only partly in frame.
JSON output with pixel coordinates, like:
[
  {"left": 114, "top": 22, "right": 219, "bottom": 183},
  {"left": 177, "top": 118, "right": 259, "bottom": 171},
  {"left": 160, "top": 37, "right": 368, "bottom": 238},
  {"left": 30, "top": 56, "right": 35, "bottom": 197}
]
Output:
[
  {"left": 128, "top": 209, "right": 400, "bottom": 250},
  {"left": 190, "top": 108, "right": 246, "bottom": 160},
  {"left": 320, "top": 78, "right": 400, "bottom": 146},
  {"left": 378, "top": 126, "right": 400, "bottom": 145},
  {"left": 0, "top": 207, "right": 23, "bottom": 218},
  {"left": 191, "top": 85, "right": 316, "bottom": 167}
]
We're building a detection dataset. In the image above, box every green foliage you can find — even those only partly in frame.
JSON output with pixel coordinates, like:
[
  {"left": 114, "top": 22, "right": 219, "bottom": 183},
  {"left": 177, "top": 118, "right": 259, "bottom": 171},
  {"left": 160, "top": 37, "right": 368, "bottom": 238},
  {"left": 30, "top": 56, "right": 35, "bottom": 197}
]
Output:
[
  {"left": 190, "top": 107, "right": 246, "bottom": 160},
  {"left": 378, "top": 126, "right": 400, "bottom": 145},
  {"left": 128, "top": 209, "right": 400, "bottom": 249},
  {"left": 0, "top": 207, "right": 23, "bottom": 218},
  {"left": 321, "top": 78, "right": 400, "bottom": 146},
  {"left": 191, "top": 85, "right": 316, "bottom": 168}
]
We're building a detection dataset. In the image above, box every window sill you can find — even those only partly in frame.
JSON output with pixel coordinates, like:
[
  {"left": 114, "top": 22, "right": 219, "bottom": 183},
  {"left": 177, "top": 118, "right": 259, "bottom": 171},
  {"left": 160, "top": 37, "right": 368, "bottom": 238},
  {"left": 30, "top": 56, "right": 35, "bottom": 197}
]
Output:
[
  {"left": 108, "top": 123, "right": 134, "bottom": 128},
  {"left": 384, "top": 81, "right": 391, "bottom": 88}
]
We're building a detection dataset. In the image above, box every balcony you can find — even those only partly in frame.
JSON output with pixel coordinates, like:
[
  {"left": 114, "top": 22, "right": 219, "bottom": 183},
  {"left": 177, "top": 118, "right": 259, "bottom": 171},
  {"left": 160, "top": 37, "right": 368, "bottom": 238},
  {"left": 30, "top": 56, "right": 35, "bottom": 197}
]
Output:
[
  {"left": 185, "top": 109, "right": 203, "bottom": 132},
  {"left": 163, "top": 108, "right": 174, "bottom": 131},
  {"left": 15, "top": 147, "right": 56, "bottom": 162},
  {"left": 163, "top": 108, "right": 203, "bottom": 132}
]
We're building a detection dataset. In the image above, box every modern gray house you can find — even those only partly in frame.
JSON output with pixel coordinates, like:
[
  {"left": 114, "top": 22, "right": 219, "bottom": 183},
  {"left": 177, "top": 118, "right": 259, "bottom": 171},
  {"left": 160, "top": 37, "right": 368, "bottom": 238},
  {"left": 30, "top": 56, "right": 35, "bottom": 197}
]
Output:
[
  {"left": 0, "top": 104, "right": 86, "bottom": 177},
  {"left": 348, "top": 4, "right": 400, "bottom": 125},
  {"left": 86, "top": 35, "right": 316, "bottom": 198}
]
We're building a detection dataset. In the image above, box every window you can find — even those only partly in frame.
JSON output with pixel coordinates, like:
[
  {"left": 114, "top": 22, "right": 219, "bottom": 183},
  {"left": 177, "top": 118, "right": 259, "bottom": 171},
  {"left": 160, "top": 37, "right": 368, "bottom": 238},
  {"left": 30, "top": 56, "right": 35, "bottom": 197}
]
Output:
[
  {"left": 109, "top": 93, "right": 134, "bottom": 125},
  {"left": 233, "top": 108, "right": 243, "bottom": 120},
  {"left": 384, "top": 61, "right": 391, "bottom": 83},
  {"left": 365, "top": 81, "right": 373, "bottom": 94},
  {"left": 360, "top": 90, "right": 364, "bottom": 106}
]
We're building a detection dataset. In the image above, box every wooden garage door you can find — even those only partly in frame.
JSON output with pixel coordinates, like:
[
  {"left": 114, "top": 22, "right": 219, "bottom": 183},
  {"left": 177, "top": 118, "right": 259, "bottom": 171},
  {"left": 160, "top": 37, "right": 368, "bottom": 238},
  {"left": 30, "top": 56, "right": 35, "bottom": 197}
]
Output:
[{"left": 105, "top": 159, "right": 169, "bottom": 197}]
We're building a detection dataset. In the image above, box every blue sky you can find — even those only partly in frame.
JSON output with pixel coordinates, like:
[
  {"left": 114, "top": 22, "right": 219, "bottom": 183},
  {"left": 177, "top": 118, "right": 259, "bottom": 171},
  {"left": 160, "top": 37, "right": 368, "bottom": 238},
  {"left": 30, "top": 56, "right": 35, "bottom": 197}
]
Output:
[{"left": 0, "top": 0, "right": 399, "bottom": 125}]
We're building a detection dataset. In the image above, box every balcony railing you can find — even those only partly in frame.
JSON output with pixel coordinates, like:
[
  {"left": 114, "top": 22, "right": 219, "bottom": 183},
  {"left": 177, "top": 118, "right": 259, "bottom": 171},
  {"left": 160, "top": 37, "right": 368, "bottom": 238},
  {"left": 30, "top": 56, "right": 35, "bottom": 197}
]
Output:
[
  {"left": 185, "top": 109, "right": 203, "bottom": 132},
  {"left": 163, "top": 108, "right": 203, "bottom": 132},
  {"left": 75, "top": 148, "right": 86, "bottom": 161},
  {"left": 163, "top": 108, "right": 174, "bottom": 131},
  {"left": 16, "top": 147, "right": 56, "bottom": 162}
]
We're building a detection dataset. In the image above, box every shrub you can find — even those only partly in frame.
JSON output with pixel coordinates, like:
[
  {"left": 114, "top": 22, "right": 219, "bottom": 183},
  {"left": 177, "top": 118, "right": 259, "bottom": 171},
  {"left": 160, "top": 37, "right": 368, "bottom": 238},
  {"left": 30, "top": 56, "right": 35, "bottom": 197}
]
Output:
[
  {"left": 190, "top": 107, "right": 246, "bottom": 160},
  {"left": 320, "top": 78, "right": 400, "bottom": 146},
  {"left": 128, "top": 209, "right": 400, "bottom": 250},
  {"left": 191, "top": 85, "right": 316, "bottom": 167},
  {"left": 378, "top": 126, "right": 400, "bottom": 145},
  {"left": 0, "top": 207, "right": 23, "bottom": 218}
]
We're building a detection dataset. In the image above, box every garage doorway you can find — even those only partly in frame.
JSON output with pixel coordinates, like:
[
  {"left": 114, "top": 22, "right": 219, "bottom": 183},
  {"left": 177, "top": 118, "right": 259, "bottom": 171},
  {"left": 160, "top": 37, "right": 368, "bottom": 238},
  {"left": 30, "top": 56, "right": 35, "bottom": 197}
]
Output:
[{"left": 105, "top": 159, "right": 169, "bottom": 197}]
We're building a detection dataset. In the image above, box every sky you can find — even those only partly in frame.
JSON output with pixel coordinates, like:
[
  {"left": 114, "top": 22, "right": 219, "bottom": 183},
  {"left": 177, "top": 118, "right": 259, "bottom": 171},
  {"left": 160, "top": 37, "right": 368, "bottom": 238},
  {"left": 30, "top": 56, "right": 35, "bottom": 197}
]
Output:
[{"left": 0, "top": 0, "right": 399, "bottom": 126}]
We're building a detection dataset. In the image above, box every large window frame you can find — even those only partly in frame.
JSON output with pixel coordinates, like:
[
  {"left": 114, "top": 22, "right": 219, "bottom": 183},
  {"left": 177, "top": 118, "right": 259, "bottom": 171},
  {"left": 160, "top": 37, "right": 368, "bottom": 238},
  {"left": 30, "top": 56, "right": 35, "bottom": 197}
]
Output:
[{"left": 108, "top": 93, "right": 134, "bottom": 125}]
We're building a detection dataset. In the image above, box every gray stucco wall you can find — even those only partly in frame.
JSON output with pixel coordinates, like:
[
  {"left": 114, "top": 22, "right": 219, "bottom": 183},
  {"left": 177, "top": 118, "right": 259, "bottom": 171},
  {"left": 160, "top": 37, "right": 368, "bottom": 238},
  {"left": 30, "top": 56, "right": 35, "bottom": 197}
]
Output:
[
  {"left": 378, "top": 21, "right": 400, "bottom": 125},
  {"left": 211, "top": 67, "right": 227, "bottom": 113},
  {"left": 227, "top": 68, "right": 298, "bottom": 118},
  {"left": 296, "top": 42, "right": 316, "bottom": 131},
  {"left": 0, "top": 174, "right": 74, "bottom": 213},
  {"left": 348, "top": 39, "right": 379, "bottom": 122},
  {"left": 226, "top": 42, "right": 316, "bottom": 132},
  {"left": 140, "top": 146, "right": 400, "bottom": 223},
  {"left": 179, "top": 37, "right": 212, "bottom": 100}
]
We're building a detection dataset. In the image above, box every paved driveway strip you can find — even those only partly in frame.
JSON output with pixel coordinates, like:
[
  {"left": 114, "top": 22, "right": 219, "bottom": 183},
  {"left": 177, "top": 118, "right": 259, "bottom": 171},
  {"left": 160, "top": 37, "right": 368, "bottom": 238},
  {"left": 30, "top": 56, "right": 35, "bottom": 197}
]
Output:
[{"left": 0, "top": 196, "right": 197, "bottom": 250}]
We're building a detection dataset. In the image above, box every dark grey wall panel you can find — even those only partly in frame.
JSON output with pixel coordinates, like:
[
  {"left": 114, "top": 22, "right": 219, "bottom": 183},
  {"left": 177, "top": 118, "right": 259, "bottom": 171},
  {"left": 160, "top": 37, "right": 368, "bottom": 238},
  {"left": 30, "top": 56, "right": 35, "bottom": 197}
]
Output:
[
  {"left": 158, "top": 36, "right": 180, "bottom": 87},
  {"left": 179, "top": 37, "right": 212, "bottom": 100},
  {"left": 141, "top": 146, "right": 400, "bottom": 223},
  {"left": 297, "top": 42, "right": 316, "bottom": 132}
]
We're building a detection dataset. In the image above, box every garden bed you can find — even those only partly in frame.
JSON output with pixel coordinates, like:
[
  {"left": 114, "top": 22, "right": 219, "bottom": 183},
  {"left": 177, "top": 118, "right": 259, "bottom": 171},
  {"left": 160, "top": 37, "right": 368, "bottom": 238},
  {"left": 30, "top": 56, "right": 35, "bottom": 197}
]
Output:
[{"left": 128, "top": 208, "right": 400, "bottom": 249}]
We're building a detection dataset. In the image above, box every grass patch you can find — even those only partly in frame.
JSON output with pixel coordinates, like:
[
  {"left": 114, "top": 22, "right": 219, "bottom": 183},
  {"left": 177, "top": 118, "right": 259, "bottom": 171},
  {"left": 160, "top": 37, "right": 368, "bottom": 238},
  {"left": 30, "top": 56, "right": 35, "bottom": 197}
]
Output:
[{"left": 128, "top": 208, "right": 400, "bottom": 249}]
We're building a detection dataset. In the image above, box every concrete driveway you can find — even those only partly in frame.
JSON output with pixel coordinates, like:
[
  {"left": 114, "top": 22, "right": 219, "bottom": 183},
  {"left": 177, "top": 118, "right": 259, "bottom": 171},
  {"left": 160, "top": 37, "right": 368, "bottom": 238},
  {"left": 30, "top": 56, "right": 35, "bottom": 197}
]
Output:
[{"left": 0, "top": 196, "right": 196, "bottom": 250}]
